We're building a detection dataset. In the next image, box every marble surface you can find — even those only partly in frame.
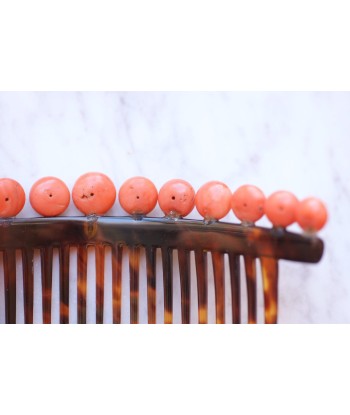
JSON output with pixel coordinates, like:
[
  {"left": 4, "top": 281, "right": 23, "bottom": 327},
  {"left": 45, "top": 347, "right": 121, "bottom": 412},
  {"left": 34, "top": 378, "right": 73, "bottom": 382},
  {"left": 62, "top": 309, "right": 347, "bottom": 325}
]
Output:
[{"left": 0, "top": 91, "right": 349, "bottom": 323}]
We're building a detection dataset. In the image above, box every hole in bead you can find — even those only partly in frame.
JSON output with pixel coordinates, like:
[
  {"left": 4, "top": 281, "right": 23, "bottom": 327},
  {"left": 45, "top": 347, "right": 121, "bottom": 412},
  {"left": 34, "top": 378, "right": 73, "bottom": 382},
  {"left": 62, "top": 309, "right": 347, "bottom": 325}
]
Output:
[
  {"left": 90, "top": 193, "right": 94, "bottom": 197},
  {"left": 171, "top": 196, "right": 175, "bottom": 200},
  {"left": 49, "top": 194, "right": 53, "bottom": 198},
  {"left": 136, "top": 196, "right": 140, "bottom": 199},
  {"left": 5, "top": 197, "right": 9, "bottom": 202}
]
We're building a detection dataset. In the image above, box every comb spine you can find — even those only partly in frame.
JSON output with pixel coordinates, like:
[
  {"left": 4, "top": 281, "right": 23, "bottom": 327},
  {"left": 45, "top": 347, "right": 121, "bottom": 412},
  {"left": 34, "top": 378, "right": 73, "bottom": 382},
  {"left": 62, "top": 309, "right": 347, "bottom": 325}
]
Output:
[
  {"left": 161, "top": 247, "right": 173, "bottom": 324},
  {"left": 129, "top": 246, "right": 140, "bottom": 324},
  {"left": 212, "top": 252, "right": 225, "bottom": 324},
  {"left": 260, "top": 257, "right": 279, "bottom": 324},
  {"left": 59, "top": 245, "right": 70, "bottom": 324},
  {"left": 178, "top": 249, "right": 191, "bottom": 324},
  {"left": 3, "top": 249, "right": 16, "bottom": 324},
  {"left": 41, "top": 247, "right": 53, "bottom": 324},
  {"left": 145, "top": 246, "right": 156, "bottom": 324},
  {"left": 77, "top": 245, "right": 87, "bottom": 324},
  {"left": 228, "top": 253, "right": 241, "bottom": 324},
  {"left": 195, "top": 250, "right": 208, "bottom": 324},
  {"left": 244, "top": 255, "right": 257, "bottom": 324},
  {"left": 95, "top": 244, "right": 105, "bottom": 324},
  {"left": 22, "top": 248, "right": 34, "bottom": 324}
]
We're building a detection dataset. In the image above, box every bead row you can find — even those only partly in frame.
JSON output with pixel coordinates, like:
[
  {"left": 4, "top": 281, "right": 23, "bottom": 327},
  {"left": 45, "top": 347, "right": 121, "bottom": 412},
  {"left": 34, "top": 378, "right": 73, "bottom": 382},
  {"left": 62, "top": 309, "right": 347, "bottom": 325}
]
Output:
[{"left": 0, "top": 174, "right": 328, "bottom": 232}]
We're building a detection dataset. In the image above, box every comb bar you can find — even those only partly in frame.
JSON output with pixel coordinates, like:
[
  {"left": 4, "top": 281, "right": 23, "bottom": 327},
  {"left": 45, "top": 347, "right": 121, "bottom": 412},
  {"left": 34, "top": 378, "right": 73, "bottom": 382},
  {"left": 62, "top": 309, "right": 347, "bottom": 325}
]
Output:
[
  {"left": 178, "top": 249, "right": 191, "bottom": 324},
  {"left": 3, "top": 249, "right": 16, "bottom": 324},
  {"left": 22, "top": 248, "right": 34, "bottom": 324},
  {"left": 0, "top": 217, "right": 324, "bottom": 263},
  {"left": 145, "top": 246, "right": 156, "bottom": 324}
]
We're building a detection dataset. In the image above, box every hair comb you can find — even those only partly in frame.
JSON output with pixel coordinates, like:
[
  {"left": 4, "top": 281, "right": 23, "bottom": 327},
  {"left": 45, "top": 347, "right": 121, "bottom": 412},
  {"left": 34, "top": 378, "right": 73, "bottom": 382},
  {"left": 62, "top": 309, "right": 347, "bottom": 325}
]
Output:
[{"left": 0, "top": 175, "right": 327, "bottom": 324}]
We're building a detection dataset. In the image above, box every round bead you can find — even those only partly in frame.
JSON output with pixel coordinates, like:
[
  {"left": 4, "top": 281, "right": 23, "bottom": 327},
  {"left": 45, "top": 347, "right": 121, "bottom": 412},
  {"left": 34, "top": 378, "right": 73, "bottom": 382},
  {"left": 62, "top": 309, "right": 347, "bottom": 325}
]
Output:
[
  {"left": 231, "top": 185, "right": 265, "bottom": 223},
  {"left": 118, "top": 176, "right": 158, "bottom": 215},
  {"left": 72, "top": 172, "right": 116, "bottom": 215},
  {"left": 195, "top": 181, "right": 232, "bottom": 221},
  {"left": 265, "top": 190, "right": 299, "bottom": 228},
  {"left": 30, "top": 177, "right": 70, "bottom": 217},
  {"left": 0, "top": 178, "right": 26, "bottom": 218},
  {"left": 296, "top": 197, "right": 328, "bottom": 232},
  {"left": 158, "top": 179, "right": 195, "bottom": 217}
]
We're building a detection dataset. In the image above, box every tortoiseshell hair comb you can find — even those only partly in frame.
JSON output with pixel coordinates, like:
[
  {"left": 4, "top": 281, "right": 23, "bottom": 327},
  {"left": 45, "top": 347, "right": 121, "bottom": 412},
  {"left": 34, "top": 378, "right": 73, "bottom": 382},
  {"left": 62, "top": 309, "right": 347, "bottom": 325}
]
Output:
[{"left": 0, "top": 216, "right": 324, "bottom": 324}]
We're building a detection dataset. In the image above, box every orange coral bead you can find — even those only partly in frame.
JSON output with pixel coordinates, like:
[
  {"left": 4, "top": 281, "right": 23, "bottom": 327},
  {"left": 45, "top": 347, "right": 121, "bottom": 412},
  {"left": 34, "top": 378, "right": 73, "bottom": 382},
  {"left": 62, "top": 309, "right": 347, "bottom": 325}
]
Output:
[
  {"left": 158, "top": 179, "right": 195, "bottom": 217},
  {"left": 265, "top": 190, "right": 299, "bottom": 228},
  {"left": 296, "top": 197, "right": 328, "bottom": 232},
  {"left": 30, "top": 176, "right": 70, "bottom": 217},
  {"left": 0, "top": 178, "right": 26, "bottom": 218},
  {"left": 72, "top": 172, "right": 116, "bottom": 215},
  {"left": 119, "top": 176, "right": 158, "bottom": 215},
  {"left": 195, "top": 181, "right": 232, "bottom": 221},
  {"left": 231, "top": 185, "right": 265, "bottom": 223}
]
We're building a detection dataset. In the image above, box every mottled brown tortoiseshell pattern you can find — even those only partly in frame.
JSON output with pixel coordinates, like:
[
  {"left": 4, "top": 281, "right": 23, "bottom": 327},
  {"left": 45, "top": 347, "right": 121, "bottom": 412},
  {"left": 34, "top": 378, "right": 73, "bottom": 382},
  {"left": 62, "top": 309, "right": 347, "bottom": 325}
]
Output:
[{"left": 0, "top": 216, "right": 324, "bottom": 324}]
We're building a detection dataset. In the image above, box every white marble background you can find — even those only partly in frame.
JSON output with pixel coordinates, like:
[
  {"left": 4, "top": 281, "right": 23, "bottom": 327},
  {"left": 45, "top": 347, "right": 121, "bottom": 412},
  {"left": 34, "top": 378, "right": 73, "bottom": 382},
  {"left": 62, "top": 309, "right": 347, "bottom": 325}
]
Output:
[{"left": 0, "top": 91, "right": 349, "bottom": 323}]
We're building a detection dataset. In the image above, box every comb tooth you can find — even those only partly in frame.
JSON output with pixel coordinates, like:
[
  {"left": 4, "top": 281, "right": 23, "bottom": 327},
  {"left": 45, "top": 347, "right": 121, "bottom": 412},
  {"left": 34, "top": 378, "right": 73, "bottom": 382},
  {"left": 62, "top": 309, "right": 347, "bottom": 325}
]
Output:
[
  {"left": 3, "top": 249, "right": 16, "bottom": 324},
  {"left": 129, "top": 246, "right": 140, "bottom": 324},
  {"left": 145, "top": 246, "right": 156, "bottom": 324},
  {"left": 22, "top": 248, "right": 34, "bottom": 324},
  {"left": 195, "top": 250, "right": 208, "bottom": 324},
  {"left": 59, "top": 245, "right": 70, "bottom": 324},
  {"left": 212, "top": 252, "right": 225, "bottom": 324},
  {"left": 112, "top": 245, "right": 123, "bottom": 324},
  {"left": 178, "top": 249, "right": 191, "bottom": 324},
  {"left": 260, "top": 257, "right": 279, "bottom": 324},
  {"left": 40, "top": 247, "right": 53, "bottom": 324},
  {"left": 244, "top": 255, "right": 257, "bottom": 324},
  {"left": 95, "top": 244, "right": 105, "bottom": 324},
  {"left": 228, "top": 253, "right": 241, "bottom": 324},
  {"left": 77, "top": 245, "right": 87, "bottom": 324},
  {"left": 161, "top": 247, "right": 173, "bottom": 324}
]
